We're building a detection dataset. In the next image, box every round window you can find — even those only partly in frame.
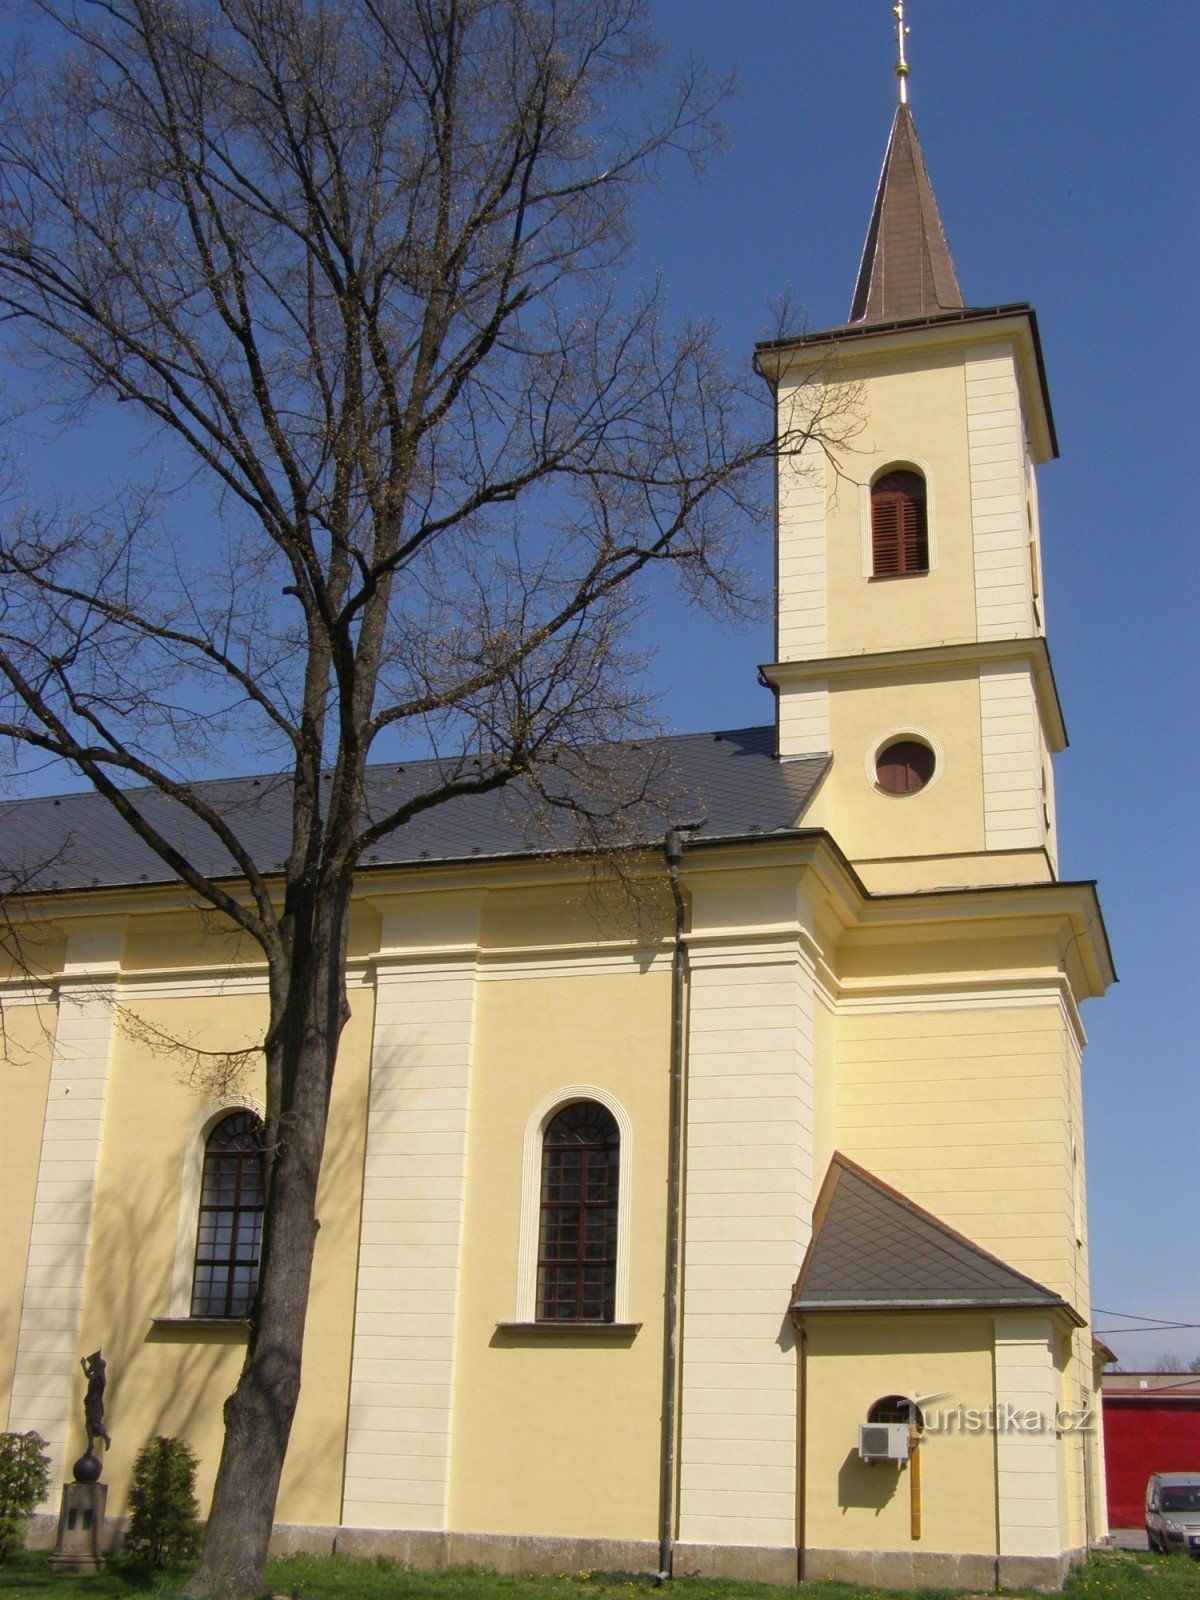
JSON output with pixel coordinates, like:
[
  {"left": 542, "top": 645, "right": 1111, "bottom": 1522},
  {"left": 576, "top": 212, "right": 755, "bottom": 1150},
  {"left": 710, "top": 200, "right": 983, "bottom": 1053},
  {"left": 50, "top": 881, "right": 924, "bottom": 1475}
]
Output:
[{"left": 875, "top": 738, "right": 935, "bottom": 795}]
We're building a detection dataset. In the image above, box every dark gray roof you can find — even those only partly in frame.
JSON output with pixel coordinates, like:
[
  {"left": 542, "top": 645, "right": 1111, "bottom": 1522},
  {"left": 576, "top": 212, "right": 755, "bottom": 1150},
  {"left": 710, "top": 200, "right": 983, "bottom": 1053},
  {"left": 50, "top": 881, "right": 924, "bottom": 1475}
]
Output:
[
  {"left": 791, "top": 1153, "right": 1073, "bottom": 1316},
  {"left": 1, "top": 726, "right": 830, "bottom": 895},
  {"left": 849, "top": 104, "right": 964, "bottom": 325}
]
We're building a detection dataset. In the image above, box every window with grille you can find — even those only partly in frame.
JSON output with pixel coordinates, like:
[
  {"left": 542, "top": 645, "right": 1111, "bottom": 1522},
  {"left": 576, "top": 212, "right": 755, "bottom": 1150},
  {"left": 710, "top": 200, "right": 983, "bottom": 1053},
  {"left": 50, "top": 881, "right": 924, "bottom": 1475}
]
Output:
[
  {"left": 868, "top": 1394, "right": 925, "bottom": 1432},
  {"left": 871, "top": 469, "right": 929, "bottom": 576},
  {"left": 191, "top": 1110, "right": 265, "bottom": 1318},
  {"left": 536, "top": 1101, "right": 619, "bottom": 1322}
]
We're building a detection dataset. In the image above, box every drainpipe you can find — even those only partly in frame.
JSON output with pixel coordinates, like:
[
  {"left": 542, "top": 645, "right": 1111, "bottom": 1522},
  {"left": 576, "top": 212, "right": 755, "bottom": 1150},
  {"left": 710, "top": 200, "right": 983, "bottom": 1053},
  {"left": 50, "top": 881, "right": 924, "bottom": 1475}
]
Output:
[
  {"left": 796, "top": 1322, "right": 808, "bottom": 1582},
  {"left": 658, "top": 826, "right": 688, "bottom": 1581}
]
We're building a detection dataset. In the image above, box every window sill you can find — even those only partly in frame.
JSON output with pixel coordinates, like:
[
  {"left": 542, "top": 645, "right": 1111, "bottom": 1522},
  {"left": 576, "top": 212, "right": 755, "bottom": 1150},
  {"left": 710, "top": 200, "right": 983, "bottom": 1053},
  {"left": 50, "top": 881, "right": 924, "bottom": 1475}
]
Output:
[
  {"left": 868, "top": 570, "right": 929, "bottom": 581},
  {"left": 493, "top": 1321, "right": 641, "bottom": 1340},
  {"left": 148, "top": 1317, "right": 250, "bottom": 1343}
]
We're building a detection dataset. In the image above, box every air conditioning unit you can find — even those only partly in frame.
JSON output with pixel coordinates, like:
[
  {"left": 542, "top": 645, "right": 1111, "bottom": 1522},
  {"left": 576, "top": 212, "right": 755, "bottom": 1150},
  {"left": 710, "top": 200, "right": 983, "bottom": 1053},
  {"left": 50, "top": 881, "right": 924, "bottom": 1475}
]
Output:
[{"left": 858, "top": 1422, "right": 911, "bottom": 1463}]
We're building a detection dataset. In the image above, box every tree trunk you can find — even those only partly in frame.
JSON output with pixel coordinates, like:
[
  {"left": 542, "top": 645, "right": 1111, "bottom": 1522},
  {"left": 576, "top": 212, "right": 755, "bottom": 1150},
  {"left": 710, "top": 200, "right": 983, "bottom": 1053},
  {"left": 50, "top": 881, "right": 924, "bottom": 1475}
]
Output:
[{"left": 184, "top": 932, "right": 344, "bottom": 1600}]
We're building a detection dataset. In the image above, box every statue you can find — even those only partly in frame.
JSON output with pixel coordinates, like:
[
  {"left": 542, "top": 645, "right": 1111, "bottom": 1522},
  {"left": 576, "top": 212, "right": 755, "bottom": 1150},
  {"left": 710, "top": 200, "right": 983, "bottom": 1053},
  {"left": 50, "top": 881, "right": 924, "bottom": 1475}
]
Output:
[
  {"left": 52, "top": 1351, "right": 112, "bottom": 1570},
  {"left": 80, "top": 1350, "right": 111, "bottom": 1456}
]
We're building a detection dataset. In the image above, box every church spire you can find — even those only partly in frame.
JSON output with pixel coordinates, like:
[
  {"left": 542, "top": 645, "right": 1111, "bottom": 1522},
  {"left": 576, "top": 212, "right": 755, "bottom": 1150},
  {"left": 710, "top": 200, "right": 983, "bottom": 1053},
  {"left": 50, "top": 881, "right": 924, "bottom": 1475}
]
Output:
[{"left": 848, "top": 5, "right": 964, "bottom": 324}]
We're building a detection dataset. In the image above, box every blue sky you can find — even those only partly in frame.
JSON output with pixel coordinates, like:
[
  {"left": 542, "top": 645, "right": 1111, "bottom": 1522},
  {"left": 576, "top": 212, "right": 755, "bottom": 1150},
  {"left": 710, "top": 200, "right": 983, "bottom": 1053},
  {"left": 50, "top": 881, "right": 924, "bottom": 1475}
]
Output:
[
  {"left": 632, "top": 0, "right": 1199, "bottom": 1366},
  {"left": 5, "top": 1, "right": 1196, "bottom": 1364}
]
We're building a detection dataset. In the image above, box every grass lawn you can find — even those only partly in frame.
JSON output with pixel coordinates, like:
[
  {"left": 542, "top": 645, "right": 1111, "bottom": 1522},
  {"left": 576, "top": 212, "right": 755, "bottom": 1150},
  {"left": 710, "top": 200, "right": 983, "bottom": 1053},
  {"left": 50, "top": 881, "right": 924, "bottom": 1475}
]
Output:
[{"left": 0, "top": 1550, "right": 1193, "bottom": 1600}]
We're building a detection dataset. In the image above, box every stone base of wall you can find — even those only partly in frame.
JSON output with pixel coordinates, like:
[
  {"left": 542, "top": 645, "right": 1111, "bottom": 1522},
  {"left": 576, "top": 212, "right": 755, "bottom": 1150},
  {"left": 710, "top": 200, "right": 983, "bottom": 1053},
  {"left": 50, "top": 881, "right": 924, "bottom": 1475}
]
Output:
[
  {"left": 804, "top": 1548, "right": 997, "bottom": 1590},
  {"left": 805, "top": 1544, "right": 1086, "bottom": 1592},
  {"left": 999, "top": 1545, "right": 1085, "bottom": 1591},
  {"left": 673, "top": 1542, "right": 799, "bottom": 1584},
  {"left": 17, "top": 1515, "right": 1088, "bottom": 1591},
  {"left": 334, "top": 1527, "right": 658, "bottom": 1576},
  {"left": 24, "top": 1513, "right": 58, "bottom": 1552},
  {"left": 269, "top": 1524, "right": 337, "bottom": 1558}
]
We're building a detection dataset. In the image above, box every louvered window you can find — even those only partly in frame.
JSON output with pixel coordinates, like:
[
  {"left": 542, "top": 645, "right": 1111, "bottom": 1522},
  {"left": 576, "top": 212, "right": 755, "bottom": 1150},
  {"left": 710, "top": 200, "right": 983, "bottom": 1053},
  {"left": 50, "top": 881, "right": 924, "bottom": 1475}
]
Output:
[
  {"left": 191, "top": 1110, "right": 265, "bottom": 1318},
  {"left": 875, "top": 738, "right": 935, "bottom": 795},
  {"left": 871, "top": 470, "right": 929, "bottom": 576},
  {"left": 536, "top": 1101, "right": 619, "bottom": 1322}
]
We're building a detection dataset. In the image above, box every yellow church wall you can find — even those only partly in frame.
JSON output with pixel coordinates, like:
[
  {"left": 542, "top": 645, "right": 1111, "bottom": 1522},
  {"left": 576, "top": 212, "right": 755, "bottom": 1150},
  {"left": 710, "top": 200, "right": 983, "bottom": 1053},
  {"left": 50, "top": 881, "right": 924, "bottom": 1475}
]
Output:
[
  {"left": 811, "top": 990, "right": 837, "bottom": 1186},
  {"left": 450, "top": 964, "right": 671, "bottom": 1540},
  {"left": 1052, "top": 1324, "right": 1103, "bottom": 1556},
  {"left": 839, "top": 922, "right": 1066, "bottom": 989},
  {"left": 820, "top": 668, "right": 987, "bottom": 865},
  {"left": 68, "top": 991, "right": 267, "bottom": 1515},
  {"left": 776, "top": 334, "right": 1040, "bottom": 670},
  {"left": 0, "top": 1003, "right": 56, "bottom": 1430},
  {"left": 0, "top": 922, "right": 66, "bottom": 984},
  {"left": 118, "top": 902, "right": 384, "bottom": 973},
  {"left": 1055, "top": 1013, "right": 1098, "bottom": 1553},
  {"left": 800, "top": 1314, "right": 997, "bottom": 1557},
  {"left": 478, "top": 878, "right": 671, "bottom": 956},
  {"left": 822, "top": 350, "right": 978, "bottom": 660},
  {"left": 120, "top": 917, "right": 256, "bottom": 975},
  {"left": 65, "top": 979, "right": 373, "bottom": 1528},
  {"left": 279, "top": 991, "right": 372, "bottom": 1527},
  {"left": 836, "top": 1004, "right": 1080, "bottom": 1305},
  {"left": 1054, "top": 1330, "right": 1089, "bottom": 1554}
]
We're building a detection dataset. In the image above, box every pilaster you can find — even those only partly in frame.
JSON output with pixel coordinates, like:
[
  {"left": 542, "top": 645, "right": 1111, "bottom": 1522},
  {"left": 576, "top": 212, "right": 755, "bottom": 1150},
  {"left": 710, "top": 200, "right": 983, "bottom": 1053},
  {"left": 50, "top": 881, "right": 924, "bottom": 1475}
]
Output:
[
  {"left": 342, "top": 896, "right": 481, "bottom": 1532},
  {"left": 8, "top": 925, "right": 124, "bottom": 1497},
  {"left": 966, "top": 345, "right": 1034, "bottom": 641},
  {"left": 677, "top": 880, "right": 817, "bottom": 1555},
  {"left": 993, "top": 1315, "right": 1061, "bottom": 1565}
]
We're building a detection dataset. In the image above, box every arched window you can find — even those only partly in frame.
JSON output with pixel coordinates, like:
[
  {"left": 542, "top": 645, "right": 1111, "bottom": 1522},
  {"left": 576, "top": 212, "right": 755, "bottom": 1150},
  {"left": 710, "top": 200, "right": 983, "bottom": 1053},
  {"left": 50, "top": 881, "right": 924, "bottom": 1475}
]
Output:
[
  {"left": 537, "top": 1101, "right": 619, "bottom": 1322},
  {"left": 868, "top": 1394, "right": 925, "bottom": 1432},
  {"left": 191, "top": 1110, "right": 265, "bottom": 1318},
  {"left": 871, "top": 469, "right": 929, "bottom": 576}
]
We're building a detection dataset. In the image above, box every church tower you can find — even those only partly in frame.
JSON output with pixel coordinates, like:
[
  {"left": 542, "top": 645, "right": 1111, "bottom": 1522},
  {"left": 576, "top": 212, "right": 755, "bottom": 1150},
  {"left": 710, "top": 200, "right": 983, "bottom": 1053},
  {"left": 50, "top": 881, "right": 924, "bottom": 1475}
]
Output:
[{"left": 757, "top": 47, "right": 1063, "bottom": 896}]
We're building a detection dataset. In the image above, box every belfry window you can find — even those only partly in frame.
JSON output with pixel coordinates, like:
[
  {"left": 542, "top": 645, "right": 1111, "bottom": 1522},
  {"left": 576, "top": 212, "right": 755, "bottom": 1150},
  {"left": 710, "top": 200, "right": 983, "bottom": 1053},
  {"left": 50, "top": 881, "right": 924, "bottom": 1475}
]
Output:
[
  {"left": 536, "top": 1101, "right": 619, "bottom": 1322},
  {"left": 191, "top": 1110, "right": 265, "bottom": 1318},
  {"left": 871, "top": 469, "right": 929, "bottom": 576},
  {"left": 875, "top": 737, "right": 936, "bottom": 795}
]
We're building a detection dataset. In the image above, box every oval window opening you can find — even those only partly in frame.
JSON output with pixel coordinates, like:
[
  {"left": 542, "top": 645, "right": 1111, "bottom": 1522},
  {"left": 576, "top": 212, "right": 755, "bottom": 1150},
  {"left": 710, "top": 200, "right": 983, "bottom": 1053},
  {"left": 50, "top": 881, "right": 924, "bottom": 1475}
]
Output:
[{"left": 875, "top": 738, "right": 935, "bottom": 795}]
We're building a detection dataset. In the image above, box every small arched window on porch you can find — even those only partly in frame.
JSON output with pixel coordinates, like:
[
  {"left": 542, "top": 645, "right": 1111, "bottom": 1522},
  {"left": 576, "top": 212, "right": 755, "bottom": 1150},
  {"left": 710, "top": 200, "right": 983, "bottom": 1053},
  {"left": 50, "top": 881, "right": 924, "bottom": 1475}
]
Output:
[
  {"left": 536, "top": 1101, "right": 619, "bottom": 1322},
  {"left": 191, "top": 1110, "right": 265, "bottom": 1318},
  {"left": 871, "top": 469, "right": 929, "bottom": 576},
  {"left": 868, "top": 1394, "right": 925, "bottom": 1433}
]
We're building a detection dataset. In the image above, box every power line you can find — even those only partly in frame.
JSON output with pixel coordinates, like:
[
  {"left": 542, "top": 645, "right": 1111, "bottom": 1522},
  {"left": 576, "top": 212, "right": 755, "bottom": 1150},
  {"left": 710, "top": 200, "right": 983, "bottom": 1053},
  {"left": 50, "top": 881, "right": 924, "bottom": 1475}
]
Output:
[
  {"left": 1093, "top": 1307, "right": 1200, "bottom": 1330},
  {"left": 1095, "top": 1326, "right": 1200, "bottom": 1336}
]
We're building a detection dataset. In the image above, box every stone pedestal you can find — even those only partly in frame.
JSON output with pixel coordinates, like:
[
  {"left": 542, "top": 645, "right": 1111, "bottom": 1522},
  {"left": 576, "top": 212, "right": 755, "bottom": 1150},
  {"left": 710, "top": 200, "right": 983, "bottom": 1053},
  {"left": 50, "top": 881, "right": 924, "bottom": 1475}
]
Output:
[{"left": 48, "top": 1481, "right": 107, "bottom": 1573}]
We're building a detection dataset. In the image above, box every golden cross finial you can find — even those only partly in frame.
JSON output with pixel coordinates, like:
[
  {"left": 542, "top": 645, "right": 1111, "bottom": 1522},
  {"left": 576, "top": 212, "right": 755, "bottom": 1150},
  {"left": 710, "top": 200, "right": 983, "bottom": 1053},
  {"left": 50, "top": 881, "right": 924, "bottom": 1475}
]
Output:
[{"left": 893, "top": 1, "right": 911, "bottom": 105}]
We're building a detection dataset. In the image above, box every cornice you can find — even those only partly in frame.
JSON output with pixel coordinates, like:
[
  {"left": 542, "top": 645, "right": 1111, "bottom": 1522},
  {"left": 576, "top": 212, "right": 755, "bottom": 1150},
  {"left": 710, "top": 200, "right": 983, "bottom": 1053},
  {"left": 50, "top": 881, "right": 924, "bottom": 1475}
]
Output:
[
  {"left": 852, "top": 879, "right": 1114, "bottom": 1002},
  {"left": 763, "top": 636, "right": 1068, "bottom": 752},
  {"left": 755, "top": 304, "right": 1057, "bottom": 464},
  {"left": 2, "top": 823, "right": 1112, "bottom": 1005}
]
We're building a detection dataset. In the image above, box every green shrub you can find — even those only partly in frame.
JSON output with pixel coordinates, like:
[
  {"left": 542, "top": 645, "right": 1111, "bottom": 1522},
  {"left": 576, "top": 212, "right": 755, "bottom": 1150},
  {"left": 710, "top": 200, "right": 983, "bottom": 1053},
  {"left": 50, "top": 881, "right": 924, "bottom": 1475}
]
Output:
[
  {"left": 0, "top": 1431, "right": 50, "bottom": 1561},
  {"left": 123, "top": 1435, "right": 201, "bottom": 1569}
]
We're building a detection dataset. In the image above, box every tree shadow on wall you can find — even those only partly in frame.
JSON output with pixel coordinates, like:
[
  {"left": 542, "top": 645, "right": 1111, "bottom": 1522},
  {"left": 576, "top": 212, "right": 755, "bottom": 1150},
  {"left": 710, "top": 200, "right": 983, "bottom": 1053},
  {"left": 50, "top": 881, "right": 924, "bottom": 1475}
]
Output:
[{"left": 83, "top": 1102, "right": 365, "bottom": 1523}]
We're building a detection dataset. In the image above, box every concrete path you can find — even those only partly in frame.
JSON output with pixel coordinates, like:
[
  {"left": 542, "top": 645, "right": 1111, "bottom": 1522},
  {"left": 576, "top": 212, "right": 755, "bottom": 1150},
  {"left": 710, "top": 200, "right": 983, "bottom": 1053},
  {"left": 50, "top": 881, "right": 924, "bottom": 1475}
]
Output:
[{"left": 1107, "top": 1528, "right": 1150, "bottom": 1552}]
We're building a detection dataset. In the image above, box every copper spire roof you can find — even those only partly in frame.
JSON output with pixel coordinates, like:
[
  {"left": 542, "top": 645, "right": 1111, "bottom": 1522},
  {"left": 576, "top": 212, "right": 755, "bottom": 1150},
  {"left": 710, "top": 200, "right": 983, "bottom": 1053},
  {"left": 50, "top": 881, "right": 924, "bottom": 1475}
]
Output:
[{"left": 849, "top": 103, "right": 964, "bottom": 324}]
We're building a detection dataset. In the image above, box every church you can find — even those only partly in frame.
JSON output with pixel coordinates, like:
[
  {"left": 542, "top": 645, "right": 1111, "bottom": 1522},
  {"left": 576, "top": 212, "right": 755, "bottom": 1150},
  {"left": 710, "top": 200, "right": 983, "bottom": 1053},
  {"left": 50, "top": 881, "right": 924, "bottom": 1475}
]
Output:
[{"left": 1, "top": 45, "right": 1113, "bottom": 1596}]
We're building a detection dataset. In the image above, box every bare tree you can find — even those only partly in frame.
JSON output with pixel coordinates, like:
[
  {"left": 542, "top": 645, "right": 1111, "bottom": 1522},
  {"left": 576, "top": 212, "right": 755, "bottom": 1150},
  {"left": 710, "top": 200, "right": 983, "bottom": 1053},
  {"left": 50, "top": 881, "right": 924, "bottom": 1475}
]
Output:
[
  {"left": 1152, "top": 1354, "right": 1187, "bottom": 1374},
  {"left": 0, "top": 2, "right": 842, "bottom": 1593}
]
